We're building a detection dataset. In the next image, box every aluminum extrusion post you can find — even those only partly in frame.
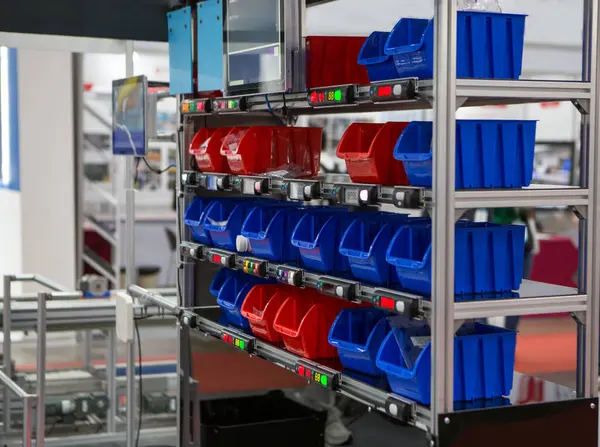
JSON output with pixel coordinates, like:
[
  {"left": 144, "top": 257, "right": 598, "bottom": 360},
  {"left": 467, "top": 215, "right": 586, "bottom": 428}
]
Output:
[
  {"left": 107, "top": 330, "right": 117, "bottom": 432},
  {"left": 430, "top": 0, "right": 458, "bottom": 433},
  {"left": 124, "top": 40, "right": 138, "bottom": 447},
  {"left": 36, "top": 293, "right": 48, "bottom": 447},
  {"left": 22, "top": 396, "right": 33, "bottom": 447},
  {"left": 3, "top": 275, "right": 12, "bottom": 434}
]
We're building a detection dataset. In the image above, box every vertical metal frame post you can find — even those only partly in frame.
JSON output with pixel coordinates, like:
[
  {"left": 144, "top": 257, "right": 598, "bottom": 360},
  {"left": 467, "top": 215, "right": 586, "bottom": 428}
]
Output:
[
  {"left": 430, "top": 0, "right": 458, "bottom": 432},
  {"left": 581, "top": 0, "right": 600, "bottom": 397},
  {"left": 36, "top": 292, "right": 48, "bottom": 447},
  {"left": 3, "top": 275, "right": 12, "bottom": 434},
  {"left": 124, "top": 39, "right": 138, "bottom": 447}
]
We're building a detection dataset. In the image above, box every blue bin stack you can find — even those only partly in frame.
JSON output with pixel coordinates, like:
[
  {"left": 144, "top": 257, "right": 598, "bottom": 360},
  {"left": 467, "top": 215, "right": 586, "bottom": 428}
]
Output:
[
  {"left": 393, "top": 120, "right": 537, "bottom": 189},
  {"left": 386, "top": 220, "right": 526, "bottom": 295},
  {"left": 358, "top": 11, "right": 526, "bottom": 82},
  {"left": 339, "top": 213, "right": 412, "bottom": 287},
  {"left": 241, "top": 204, "right": 304, "bottom": 262},
  {"left": 329, "top": 308, "right": 390, "bottom": 377},
  {"left": 291, "top": 208, "right": 354, "bottom": 275},
  {"left": 210, "top": 269, "right": 271, "bottom": 329},
  {"left": 376, "top": 321, "right": 517, "bottom": 404}
]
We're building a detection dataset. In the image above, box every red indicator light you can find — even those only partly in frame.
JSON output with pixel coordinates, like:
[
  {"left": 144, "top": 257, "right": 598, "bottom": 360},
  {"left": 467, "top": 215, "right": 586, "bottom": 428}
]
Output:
[
  {"left": 198, "top": 101, "right": 205, "bottom": 111},
  {"left": 222, "top": 334, "right": 229, "bottom": 343},
  {"left": 213, "top": 254, "right": 221, "bottom": 263},
  {"left": 317, "top": 92, "right": 325, "bottom": 102},
  {"left": 380, "top": 297, "right": 395, "bottom": 309},
  {"left": 377, "top": 85, "right": 393, "bottom": 97},
  {"left": 309, "top": 92, "right": 317, "bottom": 103},
  {"left": 305, "top": 368, "right": 312, "bottom": 378},
  {"left": 298, "top": 365, "right": 305, "bottom": 376}
]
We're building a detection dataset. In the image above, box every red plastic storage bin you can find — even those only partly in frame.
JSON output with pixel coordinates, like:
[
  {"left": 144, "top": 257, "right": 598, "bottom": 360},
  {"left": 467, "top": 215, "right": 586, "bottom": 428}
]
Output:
[
  {"left": 241, "top": 284, "right": 288, "bottom": 344},
  {"left": 336, "top": 122, "right": 410, "bottom": 185},
  {"left": 220, "top": 127, "right": 322, "bottom": 177},
  {"left": 273, "top": 290, "right": 349, "bottom": 360},
  {"left": 189, "top": 127, "right": 231, "bottom": 173},
  {"left": 306, "top": 36, "right": 370, "bottom": 88}
]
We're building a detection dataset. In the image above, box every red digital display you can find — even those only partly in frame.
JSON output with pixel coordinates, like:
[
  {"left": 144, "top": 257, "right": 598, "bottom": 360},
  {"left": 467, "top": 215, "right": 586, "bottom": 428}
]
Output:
[
  {"left": 377, "top": 85, "right": 393, "bottom": 97},
  {"left": 380, "top": 297, "right": 395, "bottom": 309},
  {"left": 309, "top": 92, "right": 317, "bottom": 103},
  {"left": 318, "top": 92, "right": 325, "bottom": 102}
]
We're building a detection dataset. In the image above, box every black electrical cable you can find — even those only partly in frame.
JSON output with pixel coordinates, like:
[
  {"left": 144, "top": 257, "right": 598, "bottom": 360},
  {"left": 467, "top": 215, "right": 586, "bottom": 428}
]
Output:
[
  {"left": 134, "top": 320, "right": 142, "bottom": 447},
  {"left": 265, "top": 95, "right": 286, "bottom": 126},
  {"left": 140, "top": 157, "right": 176, "bottom": 175}
]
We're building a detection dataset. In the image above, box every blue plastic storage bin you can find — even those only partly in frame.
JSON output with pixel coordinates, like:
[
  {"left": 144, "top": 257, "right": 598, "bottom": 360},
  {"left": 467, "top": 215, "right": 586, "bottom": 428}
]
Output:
[
  {"left": 291, "top": 208, "right": 353, "bottom": 275},
  {"left": 184, "top": 198, "right": 215, "bottom": 244},
  {"left": 203, "top": 199, "right": 254, "bottom": 250},
  {"left": 394, "top": 120, "right": 537, "bottom": 189},
  {"left": 339, "top": 213, "right": 411, "bottom": 286},
  {"left": 386, "top": 220, "right": 526, "bottom": 295},
  {"left": 384, "top": 11, "right": 526, "bottom": 80},
  {"left": 376, "top": 321, "right": 516, "bottom": 404},
  {"left": 209, "top": 268, "right": 232, "bottom": 297},
  {"left": 357, "top": 32, "right": 398, "bottom": 82},
  {"left": 216, "top": 272, "right": 269, "bottom": 329},
  {"left": 241, "top": 205, "right": 303, "bottom": 262},
  {"left": 328, "top": 308, "right": 390, "bottom": 376}
]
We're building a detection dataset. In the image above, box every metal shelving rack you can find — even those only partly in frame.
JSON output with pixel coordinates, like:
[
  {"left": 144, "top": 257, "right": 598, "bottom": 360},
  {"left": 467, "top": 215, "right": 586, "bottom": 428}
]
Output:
[{"left": 169, "top": 1, "right": 600, "bottom": 445}]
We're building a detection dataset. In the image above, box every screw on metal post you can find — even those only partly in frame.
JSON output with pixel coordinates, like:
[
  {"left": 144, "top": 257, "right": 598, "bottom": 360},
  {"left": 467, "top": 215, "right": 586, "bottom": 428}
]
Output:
[
  {"left": 591, "top": 403, "right": 596, "bottom": 409},
  {"left": 444, "top": 417, "right": 450, "bottom": 424}
]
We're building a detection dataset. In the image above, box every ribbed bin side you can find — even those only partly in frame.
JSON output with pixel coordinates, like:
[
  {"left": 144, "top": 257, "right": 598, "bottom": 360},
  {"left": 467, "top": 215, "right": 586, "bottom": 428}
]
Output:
[
  {"left": 216, "top": 276, "right": 254, "bottom": 329},
  {"left": 384, "top": 12, "right": 526, "bottom": 80},
  {"left": 394, "top": 120, "right": 537, "bottom": 189},
  {"left": 240, "top": 284, "right": 285, "bottom": 343},
  {"left": 204, "top": 200, "right": 252, "bottom": 250},
  {"left": 457, "top": 12, "right": 526, "bottom": 79},
  {"left": 376, "top": 322, "right": 516, "bottom": 404},
  {"left": 386, "top": 221, "right": 526, "bottom": 295}
]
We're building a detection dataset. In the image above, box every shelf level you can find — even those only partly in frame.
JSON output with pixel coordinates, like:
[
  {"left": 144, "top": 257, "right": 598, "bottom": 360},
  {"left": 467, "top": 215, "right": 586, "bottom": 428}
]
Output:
[
  {"left": 183, "top": 172, "right": 589, "bottom": 211},
  {"left": 180, "top": 79, "right": 591, "bottom": 117},
  {"left": 181, "top": 241, "right": 587, "bottom": 320},
  {"left": 190, "top": 307, "right": 426, "bottom": 426}
]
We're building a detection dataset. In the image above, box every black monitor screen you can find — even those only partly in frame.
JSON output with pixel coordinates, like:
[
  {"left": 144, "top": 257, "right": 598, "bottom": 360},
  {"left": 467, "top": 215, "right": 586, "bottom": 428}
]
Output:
[{"left": 226, "top": 0, "right": 284, "bottom": 94}]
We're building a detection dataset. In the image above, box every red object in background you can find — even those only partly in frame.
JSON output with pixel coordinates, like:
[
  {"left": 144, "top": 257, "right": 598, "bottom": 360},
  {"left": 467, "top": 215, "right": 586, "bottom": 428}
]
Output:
[
  {"left": 241, "top": 284, "right": 289, "bottom": 344},
  {"left": 523, "top": 236, "right": 578, "bottom": 319},
  {"left": 336, "top": 122, "right": 410, "bottom": 185},
  {"left": 530, "top": 236, "right": 578, "bottom": 288},
  {"left": 221, "top": 127, "right": 322, "bottom": 176},
  {"left": 273, "top": 290, "right": 355, "bottom": 360},
  {"left": 84, "top": 230, "right": 111, "bottom": 278},
  {"left": 306, "top": 36, "right": 370, "bottom": 88},
  {"left": 189, "top": 128, "right": 231, "bottom": 173}
]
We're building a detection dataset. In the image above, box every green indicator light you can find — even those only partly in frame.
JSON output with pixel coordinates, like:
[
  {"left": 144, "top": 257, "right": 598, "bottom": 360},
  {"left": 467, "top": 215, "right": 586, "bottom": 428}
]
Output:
[
  {"left": 239, "top": 340, "right": 245, "bottom": 350},
  {"left": 321, "top": 375, "right": 328, "bottom": 386},
  {"left": 334, "top": 90, "right": 342, "bottom": 101},
  {"left": 190, "top": 102, "right": 197, "bottom": 112},
  {"left": 233, "top": 100, "right": 238, "bottom": 108}
]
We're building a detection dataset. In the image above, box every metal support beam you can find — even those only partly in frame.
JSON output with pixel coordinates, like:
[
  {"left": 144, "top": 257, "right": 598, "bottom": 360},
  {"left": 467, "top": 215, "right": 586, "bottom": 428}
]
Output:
[
  {"left": 431, "top": 0, "right": 457, "bottom": 432},
  {"left": 106, "top": 330, "right": 117, "bottom": 432},
  {"left": 584, "top": 0, "right": 600, "bottom": 398},
  {"left": 3, "top": 275, "right": 12, "bottom": 434},
  {"left": 36, "top": 293, "right": 48, "bottom": 447},
  {"left": 124, "top": 39, "right": 137, "bottom": 447}
]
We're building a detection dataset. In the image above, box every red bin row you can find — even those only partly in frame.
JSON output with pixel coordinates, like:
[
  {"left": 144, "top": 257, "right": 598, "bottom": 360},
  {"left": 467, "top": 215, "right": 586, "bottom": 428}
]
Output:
[
  {"left": 241, "top": 284, "right": 356, "bottom": 360},
  {"left": 306, "top": 36, "right": 370, "bottom": 89},
  {"left": 189, "top": 126, "right": 322, "bottom": 177}
]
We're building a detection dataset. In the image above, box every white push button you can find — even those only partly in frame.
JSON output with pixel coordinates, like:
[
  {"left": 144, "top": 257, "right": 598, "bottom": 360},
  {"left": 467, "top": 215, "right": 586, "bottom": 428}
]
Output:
[
  {"left": 359, "top": 189, "right": 369, "bottom": 202},
  {"left": 388, "top": 403, "right": 398, "bottom": 416},
  {"left": 335, "top": 286, "right": 344, "bottom": 297}
]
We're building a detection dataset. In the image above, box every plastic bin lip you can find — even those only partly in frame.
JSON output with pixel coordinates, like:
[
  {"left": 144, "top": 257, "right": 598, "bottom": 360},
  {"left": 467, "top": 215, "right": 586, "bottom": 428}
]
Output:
[
  {"left": 241, "top": 207, "right": 292, "bottom": 241},
  {"left": 329, "top": 314, "right": 386, "bottom": 353},
  {"left": 384, "top": 18, "right": 431, "bottom": 56},
  {"left": 357, "top": 31, "right": 392, "bottom": 66},
  {"left": 291, "top": 215, "right": 337, "bottom": 250},
  {"left": 340, "top": 222, "right": 391, "bottom": 259},
  {"left": 204, "top": 201, "right": 243, "bottom": 232}
]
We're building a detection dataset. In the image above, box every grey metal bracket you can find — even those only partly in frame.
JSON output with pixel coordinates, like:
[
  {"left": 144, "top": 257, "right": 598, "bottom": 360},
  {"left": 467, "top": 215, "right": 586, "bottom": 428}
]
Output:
[
  {"left": 571, "top": 311, "right": 586, "bottom": 326},
  {"left": 571, "top": 205, "right": 588, "bottom": 221},
  {"left": 456, "top": 97, "right": 468, "bottom": 109},
  {"left": 572, "top": 98, "right": 591, "bottom": 115}
]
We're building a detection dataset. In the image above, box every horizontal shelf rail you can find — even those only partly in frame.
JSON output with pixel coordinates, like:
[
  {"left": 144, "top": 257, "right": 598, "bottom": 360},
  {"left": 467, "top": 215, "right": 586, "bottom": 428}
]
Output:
[
  {"left": 183, "top": 172, "right": 588, "bottom": 211},
  {"left": 181, "top": 241, "right": 586, "bottom": 320},
  {"left": 180, "top": 79, "right": 592, "bottom": 117}
]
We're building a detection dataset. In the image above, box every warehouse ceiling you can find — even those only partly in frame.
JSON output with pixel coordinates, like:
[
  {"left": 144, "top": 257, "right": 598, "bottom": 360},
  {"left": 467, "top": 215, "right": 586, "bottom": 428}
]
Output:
[{"left": 0, "top": 0, "right": 336, "bottom": 43}]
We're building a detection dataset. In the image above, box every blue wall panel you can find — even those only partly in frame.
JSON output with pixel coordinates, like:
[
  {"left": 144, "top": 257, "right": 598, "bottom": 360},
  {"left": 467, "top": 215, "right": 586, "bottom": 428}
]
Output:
[
  {"left": 168, "top": 7, "right": 194, "bottom": 95},
  {"left": 197, "top": 0, "right": 224, "bottom": 92}
]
